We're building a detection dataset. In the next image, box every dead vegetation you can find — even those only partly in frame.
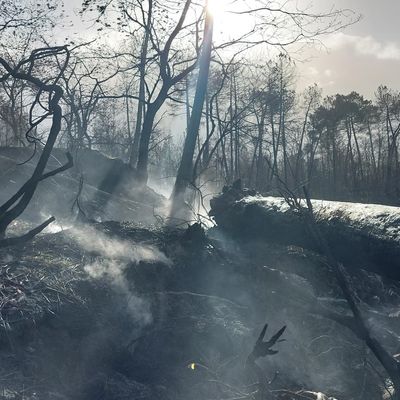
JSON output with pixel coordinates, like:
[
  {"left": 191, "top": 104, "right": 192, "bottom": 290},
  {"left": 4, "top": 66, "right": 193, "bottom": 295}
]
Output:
[
  {"left": 0, "top": 234, "right": 85, "bottom": 333},
  {"left": 0, "top": 197, "right": 398, "bottom": 400}
]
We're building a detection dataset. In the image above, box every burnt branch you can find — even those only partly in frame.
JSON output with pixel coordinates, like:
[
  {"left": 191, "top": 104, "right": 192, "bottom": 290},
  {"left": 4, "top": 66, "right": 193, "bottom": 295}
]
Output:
[
  {"left": 285, "top": 186, "right": 400, "bottom": 399},
  {"left": 246, "top": 323, "right": 286, "bottom": 400},
  {"left": 0, "top": 46, "right": 70, "bottom": 244},
  {"left": 0, "top": 217, "right": 55, "bottom": 248}
]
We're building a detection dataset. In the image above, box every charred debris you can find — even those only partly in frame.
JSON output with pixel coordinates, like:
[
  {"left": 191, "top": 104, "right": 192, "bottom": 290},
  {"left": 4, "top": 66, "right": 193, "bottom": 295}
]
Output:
[{"left": 0, "top": 179, "right": 399, "bottom": 399}]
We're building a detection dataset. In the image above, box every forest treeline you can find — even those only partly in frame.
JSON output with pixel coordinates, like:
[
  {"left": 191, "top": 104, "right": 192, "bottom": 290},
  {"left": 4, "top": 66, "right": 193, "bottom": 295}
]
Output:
[
  {"left": 3, "top": 4, "right": 400, "bottom": 398},
  {"left": 2, "top": 0, "right": 398, "bottom": 206}
]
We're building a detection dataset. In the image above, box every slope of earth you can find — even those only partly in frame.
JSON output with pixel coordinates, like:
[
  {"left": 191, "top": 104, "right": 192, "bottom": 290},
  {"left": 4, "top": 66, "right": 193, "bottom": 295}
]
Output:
[
  {"left": 0, "top": 219, "right": 399, "bottom": 399},
  {"left": 0, "top": 147, "right": 165, "bottom": 226}
]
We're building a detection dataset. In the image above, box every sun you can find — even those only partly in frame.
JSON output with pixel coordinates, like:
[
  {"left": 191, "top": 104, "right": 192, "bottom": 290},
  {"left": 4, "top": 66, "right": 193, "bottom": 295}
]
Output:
[
  {"left": 206, "top": 0, "right": 243, "bottom": 39},
  {"left": 207, "top": 0, "right": 229, "bottom": 18},
  {"left": 205, "top": 0, "right": 252, "bottom": 41}
]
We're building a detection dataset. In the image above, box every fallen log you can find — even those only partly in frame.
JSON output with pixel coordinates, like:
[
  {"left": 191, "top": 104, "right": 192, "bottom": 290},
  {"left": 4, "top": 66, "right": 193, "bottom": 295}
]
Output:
[{"left": 210, "top": 184, "right": 400, "bottom": 281}]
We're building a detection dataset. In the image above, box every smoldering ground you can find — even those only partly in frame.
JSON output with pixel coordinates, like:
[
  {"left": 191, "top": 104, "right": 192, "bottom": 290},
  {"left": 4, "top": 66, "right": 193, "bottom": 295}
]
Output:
[
  {"left": 1, "top": 174, "right": 399, "bottom": 400},
  {"left": 0, "top": 220, "right": 175, "bottom": 398},
  {"left": 0, "top": 217, "right": 398, "bottom": 399},
  {"left": 70, "top": 224, "right": 172, "bottom": 325}
]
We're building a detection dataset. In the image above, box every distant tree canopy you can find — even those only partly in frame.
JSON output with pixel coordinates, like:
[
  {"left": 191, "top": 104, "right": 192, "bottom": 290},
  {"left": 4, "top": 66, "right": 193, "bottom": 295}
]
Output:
[
  {"left": 78, "top": 0, "right": 357, "bottom": 187},
  {"left": 2, "top": 0, "right": 398, "bottom": 208}
]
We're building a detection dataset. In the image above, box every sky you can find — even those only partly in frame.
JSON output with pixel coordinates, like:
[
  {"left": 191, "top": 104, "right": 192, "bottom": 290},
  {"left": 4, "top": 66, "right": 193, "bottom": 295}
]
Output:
[
  {"left": 296, "top": 0, "right": 400, "bottom": 97},
  {"left": 62, "top": 0, "right": 399, "bottom": 99}
]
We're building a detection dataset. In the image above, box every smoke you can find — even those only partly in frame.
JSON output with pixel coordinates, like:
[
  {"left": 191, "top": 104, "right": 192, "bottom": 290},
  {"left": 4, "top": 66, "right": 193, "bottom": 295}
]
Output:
[
  {"left": 68, "top": 224, "right": 171, "bottom": 325},
  {"left": 84, "top": 259, "right": 153, "bottom": 325},
  {"left": 69, "top": 224, "right": 171, "bottom": 264}
]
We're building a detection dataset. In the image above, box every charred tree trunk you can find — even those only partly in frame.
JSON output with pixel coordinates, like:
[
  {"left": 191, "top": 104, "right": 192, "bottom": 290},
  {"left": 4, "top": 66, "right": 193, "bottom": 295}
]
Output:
[
  {"left": 171, "top": 8, "right": 214, "bottom": 207},
  {"left": 129, "top": 4, "right": 152, "bottom": 168},
  {"left": 0, "top": 47, "right": 72, "bottom": 244},
  {"left": 300, "top": 188, "right": 400, "bottom": 400},
  {"left": 136, "top": 86, "right": 168, "bottom": 185}
]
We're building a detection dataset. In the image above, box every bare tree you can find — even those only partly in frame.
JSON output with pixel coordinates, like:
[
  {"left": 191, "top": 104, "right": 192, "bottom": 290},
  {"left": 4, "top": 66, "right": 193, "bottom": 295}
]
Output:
[
  {"left": 59, "top": 46, "right": 121, "bottom": 151},
  {"left": 84, "top": 0, "right": 357, "bottom": 188},
  {"left": 0, "top": 46, "right": 72, "bottom": 245},
  {"left": 171, "top": 3, "right": 214, "bottom": 208},
  {"left": 0, "top": 0, "right": 59, "bottom": 35}
]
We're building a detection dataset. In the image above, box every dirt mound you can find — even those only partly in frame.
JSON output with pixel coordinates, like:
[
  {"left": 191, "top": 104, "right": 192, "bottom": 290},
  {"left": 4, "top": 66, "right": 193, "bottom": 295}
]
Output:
[{"left": 0, "top": 147, "right": 165, "bottom": 226}]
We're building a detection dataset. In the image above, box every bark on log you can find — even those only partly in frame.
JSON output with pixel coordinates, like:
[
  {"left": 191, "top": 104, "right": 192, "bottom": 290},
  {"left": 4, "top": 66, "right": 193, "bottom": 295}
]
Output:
[{"left": 210, "top": 184, "right": 400, "bottom": 281}]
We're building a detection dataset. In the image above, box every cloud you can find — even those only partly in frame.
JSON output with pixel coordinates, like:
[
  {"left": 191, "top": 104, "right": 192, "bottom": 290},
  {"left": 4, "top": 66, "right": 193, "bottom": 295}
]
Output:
[
  {"left": 308, "top": 66, "right": 319, "bottom": 76},
  {"left": 326, "top": 32, "right": 400, "bottom": 61}
]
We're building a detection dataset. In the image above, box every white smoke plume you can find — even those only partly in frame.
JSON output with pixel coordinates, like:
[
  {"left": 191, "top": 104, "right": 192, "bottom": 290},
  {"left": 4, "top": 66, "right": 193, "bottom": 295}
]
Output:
[
  {"left": 68, "top": 224, "right": 171, "bottom": 325},
  {"left": 69, "top": 225, "right": 171, "bottom": 265}
]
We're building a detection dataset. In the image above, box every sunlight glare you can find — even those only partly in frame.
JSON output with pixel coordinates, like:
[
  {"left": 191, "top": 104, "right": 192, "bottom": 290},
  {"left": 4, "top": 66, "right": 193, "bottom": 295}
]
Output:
[
  {"left": 206, "top": 0, "right": 243, "bottom": 39},
  {"left": 207, "top": 0, "right": 228, "bottom": 19}
]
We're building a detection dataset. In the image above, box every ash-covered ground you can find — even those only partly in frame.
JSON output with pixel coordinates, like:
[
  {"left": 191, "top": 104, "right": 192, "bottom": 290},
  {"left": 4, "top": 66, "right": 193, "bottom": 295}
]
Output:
[
  {"left": 1, "top": 149, "right": 400, "bottom": 400},
  {"left": 1, "top": 214, "right": 399, "bottom": 399}
]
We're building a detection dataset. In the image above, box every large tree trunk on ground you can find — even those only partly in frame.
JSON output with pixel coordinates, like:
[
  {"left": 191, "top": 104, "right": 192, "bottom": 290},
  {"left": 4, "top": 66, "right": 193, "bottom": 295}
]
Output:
[{"left": 210, "top": 184, "right": 400, "bottom": 281}]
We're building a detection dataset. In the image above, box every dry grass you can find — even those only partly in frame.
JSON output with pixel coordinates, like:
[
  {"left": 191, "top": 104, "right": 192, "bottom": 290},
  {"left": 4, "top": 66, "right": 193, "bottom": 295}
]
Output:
[{"left": 0, "top": 231, "right": 86, "bottom": 332}]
